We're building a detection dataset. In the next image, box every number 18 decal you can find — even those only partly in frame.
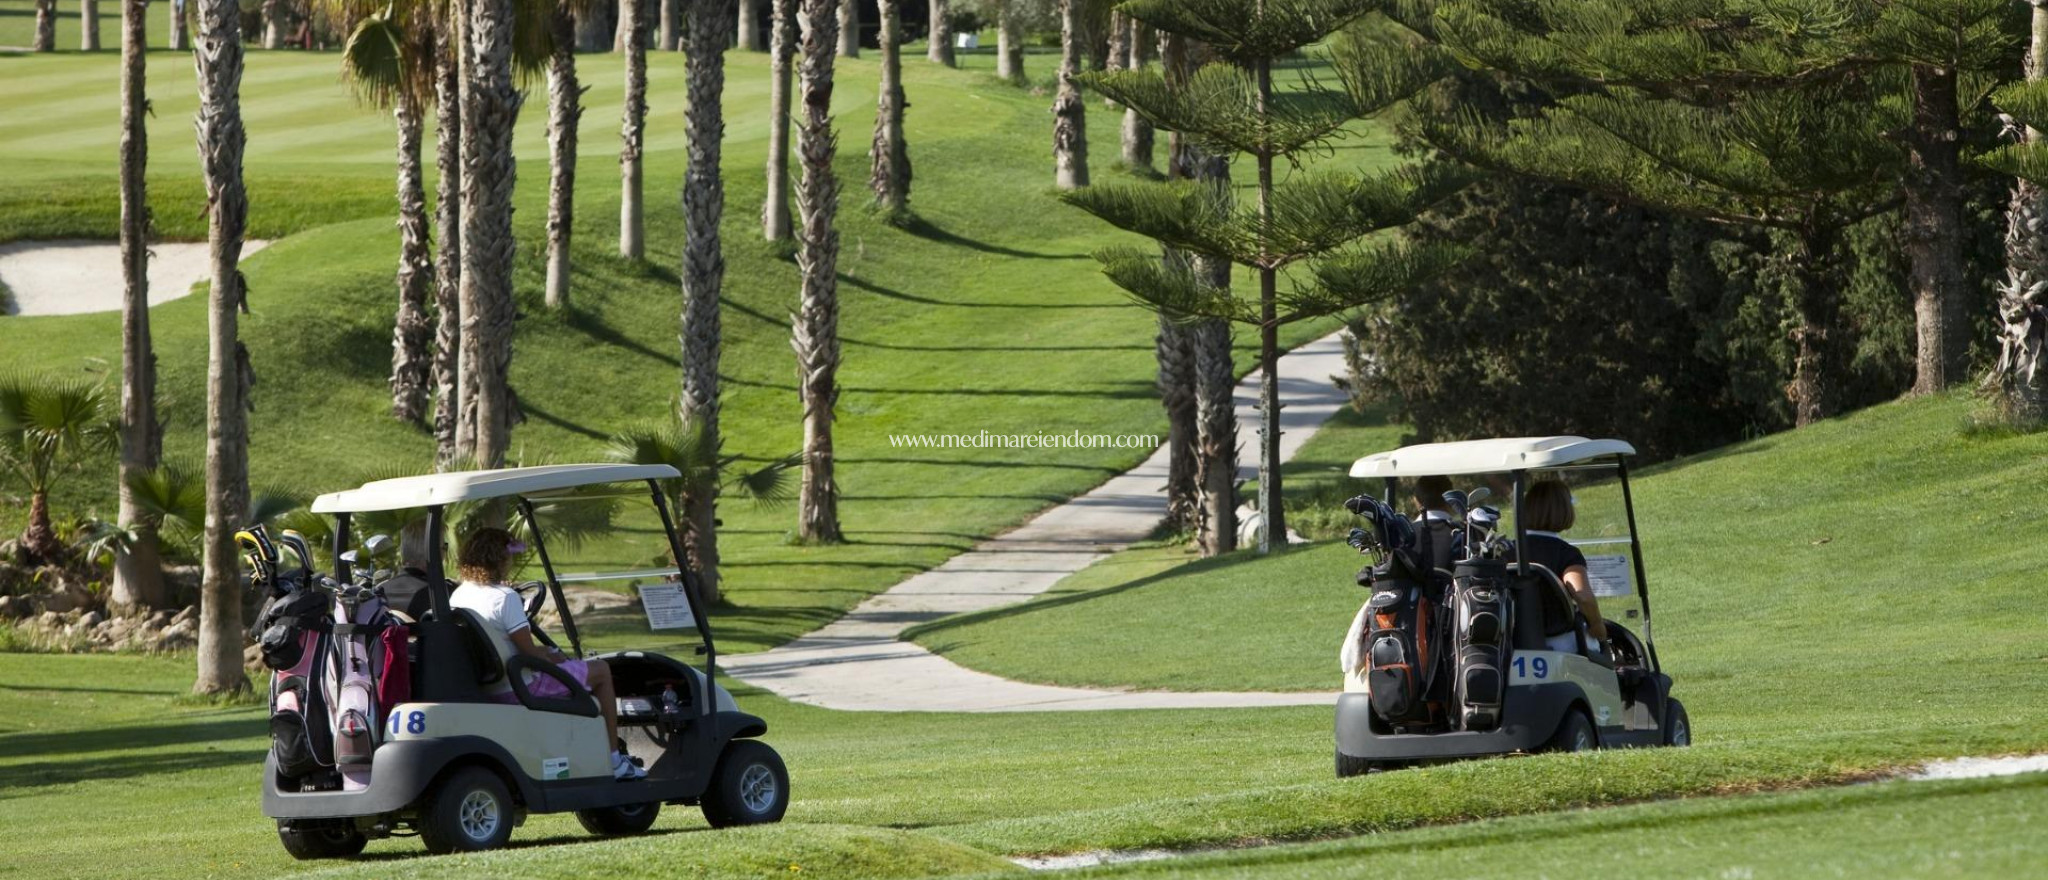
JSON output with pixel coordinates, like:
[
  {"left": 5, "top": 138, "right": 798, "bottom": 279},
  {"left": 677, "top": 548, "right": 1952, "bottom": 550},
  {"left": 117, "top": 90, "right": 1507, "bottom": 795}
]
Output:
[
  {"left": 1512, "top": 656, "right": 1550, "bottom": 680},
  {"left": 388, "top": 709, "right": 427, "bottom": 736}
]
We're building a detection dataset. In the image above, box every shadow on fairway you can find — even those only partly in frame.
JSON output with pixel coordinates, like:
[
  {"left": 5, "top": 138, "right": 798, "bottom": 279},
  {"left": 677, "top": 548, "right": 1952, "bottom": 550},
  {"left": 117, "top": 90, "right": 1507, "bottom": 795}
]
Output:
[
  {"left": 0, "top": 742, "right": 267, "bottom": 795},
  {"left": 900, "top": 216, "right": 1090, "bottom": 261},
  {"left": 0, "top": 715, "right": 263, "bottom": 763}
]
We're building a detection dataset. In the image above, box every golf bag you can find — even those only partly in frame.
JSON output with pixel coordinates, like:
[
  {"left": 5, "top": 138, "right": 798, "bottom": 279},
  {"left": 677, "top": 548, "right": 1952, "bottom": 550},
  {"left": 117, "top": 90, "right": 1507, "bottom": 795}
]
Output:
[
  {"left": 1361, "top": 577, "right": 1443, "bottom": 724},
  {"left": 324, "top": 586, "right": 410, "bottom": 790},
  {"left": 1448, "top": 560, "right": 1512, "bottom": 731},
  {"left": 256, "top": 588, "right": 335, "bottom": 781}
]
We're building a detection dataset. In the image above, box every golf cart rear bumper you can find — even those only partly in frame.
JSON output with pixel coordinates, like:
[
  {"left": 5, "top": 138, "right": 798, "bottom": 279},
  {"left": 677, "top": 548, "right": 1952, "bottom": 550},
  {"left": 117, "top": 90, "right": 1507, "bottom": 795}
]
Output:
[
  {"left": 262, "top": 736, "right": 539, "bottom": 819},
  {"left": 1334, "top": 685, "right": 1579, "bottom": 760}
]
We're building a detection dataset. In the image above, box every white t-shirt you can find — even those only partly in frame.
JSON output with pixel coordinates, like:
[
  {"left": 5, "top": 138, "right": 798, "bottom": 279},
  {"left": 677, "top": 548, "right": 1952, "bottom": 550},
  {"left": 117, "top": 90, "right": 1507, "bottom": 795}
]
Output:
[{"left": 451, "top": 581, "right": 529, "bottom": 669}]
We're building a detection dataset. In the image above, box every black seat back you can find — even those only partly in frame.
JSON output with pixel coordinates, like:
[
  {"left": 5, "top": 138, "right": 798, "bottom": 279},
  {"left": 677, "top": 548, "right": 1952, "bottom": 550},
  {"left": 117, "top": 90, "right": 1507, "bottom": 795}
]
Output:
[{"left": 1511, "top": 564, "right": 1578, "bottom": 650}]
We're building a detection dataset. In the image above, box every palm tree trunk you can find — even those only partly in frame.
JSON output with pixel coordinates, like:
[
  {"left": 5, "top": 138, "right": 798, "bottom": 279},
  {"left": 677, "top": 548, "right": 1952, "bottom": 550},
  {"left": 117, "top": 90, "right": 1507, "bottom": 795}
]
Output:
[
  {"left": 170, "top": 0, "right": 189, "bottom": 51},
  {"left": 432, "top": 25, "right": 464, "bottom": 468},
  {"left": 114, "top": 0, "right": 166, "bottom": 609},
  {"left": 545, "top": 6, "right": 581, "bottom": 309},
  {"left": 681, "top": 0, "right": 730, "bottom": 604},
  {"left": 1102, "top": 9, "right": 1124, "bottom": 107},
  {"left": 925, "top": 0, "right": 951, "bottom": 66},
  {"left": 1991, "top": 5, "right": 2048, "bottom": 424},
  {"left": 1156, "top": 315, "right": 1198, "bottom": 533},
  {"left": 1161, "top": 30, "right": 1234, "bottom": 555},
  {"left": 193, "top": 0, "right": 251, "bottom": 694},
  {"left": 795, "top": 0, "right": 843, "bottom": 543},
  {"left": 23, "top": 493, "right": 63, "bottom": 564},
  {"left": 393, "top": 87, "right": 435, "bottom": 423},
  {"left": 1904, "top": 63, "right": 1967, "bottom": 395},
  {"left": 869, "top": 0, "right": 909, "bottom": 214},
  {"left": 995, "top": 0, "right": 1021, "bottom": 82},
  {"left": 660, "top": 0, "right": 679, "bottom": 50},
  {"left": 764, "top": 0, "right": 796, "bottom": 240},
  {"left": 836, "top": 0, "right": 857, "bottom": 57},
  {"left": 82, "top": 0, "right": 101, "bottom": 50},
  {"left": 261, "top": 0, "right": 283, "bottom": 49},
  {"left": 461, "top": 0, "right": 523, "bottom": 468},
  {"left": 34, "top": 0, "right": 55, "bottom": 51},
  {"left": 1120, "top": 20, "right": 1151, "bottom": 171},
  {"left": 1052, "top": 0, "right": 1086, "bottom": 189},
  {"left": 1253, "top": 57, "right": 1281, "bottom": 552},
  {"left": 737, "top": 0, "right": 760, "bottom": 50},
  {"left": 620, "top": 0, "right": 648, "bottom": 259}
]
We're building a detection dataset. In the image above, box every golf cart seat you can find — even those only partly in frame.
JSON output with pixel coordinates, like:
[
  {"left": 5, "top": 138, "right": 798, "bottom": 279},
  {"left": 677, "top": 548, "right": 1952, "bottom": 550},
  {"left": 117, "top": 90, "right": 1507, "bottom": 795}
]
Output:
[
  {"left": 1512, "top": 563, "right": 1582, "bottom": 652},
  {"left": 444, "top": 608, "right": 600, "bottom": 718}
]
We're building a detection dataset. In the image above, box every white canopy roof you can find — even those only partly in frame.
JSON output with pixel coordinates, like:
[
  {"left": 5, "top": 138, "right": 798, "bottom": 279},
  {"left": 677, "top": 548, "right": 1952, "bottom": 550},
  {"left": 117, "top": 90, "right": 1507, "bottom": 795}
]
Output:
[
  {"left": 1349, "top": 436, "right": 1635, "bottom": 479},
  {"left": 310, "top": 464, "right": 680, "bottom": 513}
]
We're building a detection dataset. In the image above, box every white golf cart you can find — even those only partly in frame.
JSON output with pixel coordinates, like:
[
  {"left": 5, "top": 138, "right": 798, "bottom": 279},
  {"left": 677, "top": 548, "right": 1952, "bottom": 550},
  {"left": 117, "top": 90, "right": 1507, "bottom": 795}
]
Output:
[
  {"left": 262, "top": 464, "right": 789, "bottom": 856},
  {"left": 1334, "top": 437, "right": 1689, "bottom": 776}
]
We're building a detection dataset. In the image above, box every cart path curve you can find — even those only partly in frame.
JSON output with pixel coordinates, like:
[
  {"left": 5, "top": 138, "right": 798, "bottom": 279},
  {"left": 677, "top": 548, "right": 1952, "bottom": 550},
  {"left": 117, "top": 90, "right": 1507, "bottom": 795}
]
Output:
[{"left": 720, "top": 332, "right": 1351, "bottom": 711}]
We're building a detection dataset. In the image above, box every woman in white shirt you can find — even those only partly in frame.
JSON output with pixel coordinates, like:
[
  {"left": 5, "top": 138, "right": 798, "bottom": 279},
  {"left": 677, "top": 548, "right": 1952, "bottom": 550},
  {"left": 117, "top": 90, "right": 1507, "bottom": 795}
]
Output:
[{"left": 452, "top": 527, "right": 645, "bottom": 780}]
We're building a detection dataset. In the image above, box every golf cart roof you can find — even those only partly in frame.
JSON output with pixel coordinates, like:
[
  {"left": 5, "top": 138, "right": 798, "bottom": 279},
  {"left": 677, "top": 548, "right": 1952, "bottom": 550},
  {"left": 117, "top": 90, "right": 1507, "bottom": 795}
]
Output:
[
  {"left": 1349, "top": 436, "right": 1635, "bottom": 479},
  {"left": 310, "top": 463, "right": 680, "bottom": 513}
]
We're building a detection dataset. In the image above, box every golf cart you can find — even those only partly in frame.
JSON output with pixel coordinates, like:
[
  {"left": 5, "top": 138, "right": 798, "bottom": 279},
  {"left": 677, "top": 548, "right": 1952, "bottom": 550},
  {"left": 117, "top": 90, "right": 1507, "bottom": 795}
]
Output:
[
  {"left": 259, "top": 464, "right": 789, "bottom": 857},
  {"left": 1334, "top": 437, "right": 1689, "bottom": 776}
]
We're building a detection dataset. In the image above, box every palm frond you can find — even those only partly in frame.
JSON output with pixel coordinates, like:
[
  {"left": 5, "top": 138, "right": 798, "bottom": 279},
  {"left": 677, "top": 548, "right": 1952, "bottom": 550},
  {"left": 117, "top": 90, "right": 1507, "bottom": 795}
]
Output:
[{"left": 341, "top": 12, "right": 412, "bottom": 109}]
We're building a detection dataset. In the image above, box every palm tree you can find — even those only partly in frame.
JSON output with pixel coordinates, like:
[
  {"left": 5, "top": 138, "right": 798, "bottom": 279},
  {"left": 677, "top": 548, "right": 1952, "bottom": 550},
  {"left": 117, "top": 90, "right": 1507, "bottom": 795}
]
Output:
[
  {"left": 1154, "top": 316, "right": 1197, "bottom": 532},
  {"left": 926, "top": 0, "right": 952, "bottom": 66},
  {"left": 34, "top": 0, "right": 55, "bottom": 51},
  {"left": 1051, "top": 0, "right": 1086, "bottom": 189},
  {"left": 459, "top": 0, "right": 524, "bottom": 471},
  {"left": 681, "top": 0, "right": 732, "bottom": 601},
  {"left": 331, "top": 4, "right": 439, "bottom": 424},
  {"left": 620, "top": 0, "right": 648, "bottom": 258},
  {"left": 836, "top": 0, "right": 858, "bottom": 57},
  {"left": 1120, "top": 18, "right": 1151, "bottom": 171},
  {"left": 170, "top": 0, "right": 190, "bottom": 50},
  {"left": 995, "top": 0, "right": 1023, "bottom": 82},
  {"left": 432, "top": 25, "right": 464, "bottom": 467},
  {"left": 113, "top": 0, "right": 165, "bottom": 608},
  {"left": 546, "top": 2, "right": 583, "bottom": 307},
  {"left": 606, "top": 421, "right": 796, "bottom": 605},
  {"left": 193, "top": 0, "right": 252, "bottom": 694},
  {"left": 764, "top": 0, "right": 797, "bottom": 240},
  {"left": 795, "top": 0, "right": 844, "bottom": 543},
  {"left": 1988, "top": 8, "right": 2048, "bottom": 424},
  {"left": 737, "top": 0, "right": 761, "bottom": 50},
  {"left": 0, "top": 375, "right": 112, "bottom": 567},
  {"left": 660, "top": 0, "right": 678, "bottom": 50},
  {"left": 83, "top": 0, "right": 102, "bottom": 50},
  {"left": 869, "top": 0, "right": 910, "bottom": 214}
]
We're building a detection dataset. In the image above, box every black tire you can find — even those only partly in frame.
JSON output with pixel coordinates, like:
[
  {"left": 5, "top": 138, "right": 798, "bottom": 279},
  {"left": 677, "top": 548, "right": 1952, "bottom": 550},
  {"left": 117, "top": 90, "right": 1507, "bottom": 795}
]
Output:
[
  {"left": 276, "top": 821, "right": 367, "bottom": 860},
  {"left": 417, "top": 766, "right": 516, "bottom": 855},
  {"left": 1545, "top": 709, "right": 1598, "bottom": 753},
  {"left": 1663, "top": 698, "right": 1692, "bottom": 747},
  {"left": 1335, "top": 750, "right": 1378, "bottom": 778},
  {"left": 577, "top": 801, "right": 662, "bottom": 836},
  {"left": 700, "top": 740, "right": 790, "bottom": 828}
]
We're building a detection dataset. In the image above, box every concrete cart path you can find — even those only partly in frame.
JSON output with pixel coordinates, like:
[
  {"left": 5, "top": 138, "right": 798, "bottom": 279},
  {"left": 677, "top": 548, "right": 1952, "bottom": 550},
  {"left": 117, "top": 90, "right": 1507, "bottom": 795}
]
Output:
[
  {"left": 720, "top": 333, "right": 1353, "bottom": 711},
  {"left": 0, "top": 239, "right": 271, "bottom": 316}
]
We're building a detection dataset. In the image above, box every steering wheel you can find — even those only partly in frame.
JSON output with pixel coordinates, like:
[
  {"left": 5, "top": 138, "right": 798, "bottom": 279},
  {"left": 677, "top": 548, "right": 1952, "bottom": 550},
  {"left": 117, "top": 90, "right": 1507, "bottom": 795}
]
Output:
[{"left": 512, "top": 580, "right": 549, "bottom": 620}]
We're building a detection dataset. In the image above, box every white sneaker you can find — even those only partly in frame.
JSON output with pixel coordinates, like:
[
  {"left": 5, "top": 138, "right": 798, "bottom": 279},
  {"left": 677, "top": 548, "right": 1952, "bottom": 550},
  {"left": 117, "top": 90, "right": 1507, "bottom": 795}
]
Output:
[{"left": 611, "top": 750, "right": 647, "bottom": 781}]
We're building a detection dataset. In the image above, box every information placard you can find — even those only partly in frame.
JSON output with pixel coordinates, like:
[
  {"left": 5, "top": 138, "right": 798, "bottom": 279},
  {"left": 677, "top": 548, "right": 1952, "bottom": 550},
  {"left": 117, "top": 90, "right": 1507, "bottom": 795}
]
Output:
[
  {"left": 1584, "top": 554, "right": 1634, "bottom": 598},
  {"left": 638, "top": 583, "right": 697, "bottom": 630}
]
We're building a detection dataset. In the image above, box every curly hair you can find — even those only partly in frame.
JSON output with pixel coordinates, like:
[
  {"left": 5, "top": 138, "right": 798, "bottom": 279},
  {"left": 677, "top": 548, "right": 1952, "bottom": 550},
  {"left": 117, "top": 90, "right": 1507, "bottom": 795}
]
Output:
[{"left": 456, "top": 527, "right": 517, "bottom": 584}]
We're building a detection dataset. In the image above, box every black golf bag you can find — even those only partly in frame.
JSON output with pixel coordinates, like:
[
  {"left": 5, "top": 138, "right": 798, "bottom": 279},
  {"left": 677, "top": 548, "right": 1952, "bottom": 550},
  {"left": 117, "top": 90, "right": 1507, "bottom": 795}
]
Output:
[
  {"left": 1361, "top": 574, "right": 1447, "bottom": 725},
  {"left": 1447, "top": 559, "right": 1512, "bottom": 731}
]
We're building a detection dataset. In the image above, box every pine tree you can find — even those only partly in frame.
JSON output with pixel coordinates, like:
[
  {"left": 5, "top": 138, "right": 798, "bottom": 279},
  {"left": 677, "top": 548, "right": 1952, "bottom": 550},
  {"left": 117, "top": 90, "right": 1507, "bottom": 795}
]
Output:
[
  {"left": 1061, "top": 0, "right": 1471, "bottom": 552},
  {"left": 1425, "top": 0, "right": 1906, "bottom": 426}
]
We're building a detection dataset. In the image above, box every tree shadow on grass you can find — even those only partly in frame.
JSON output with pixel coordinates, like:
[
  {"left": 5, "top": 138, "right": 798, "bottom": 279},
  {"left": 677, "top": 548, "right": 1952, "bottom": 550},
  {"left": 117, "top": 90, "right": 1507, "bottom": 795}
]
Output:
[
  {"left": 898, "top": 216, "right": 1091, "bottom": 261},
  {"left": 840, "top": 272, "right": 1120, "bottom": 309},
  {"left": 842, "top": 335, "right": 1153, "bottom": 353},
  {"left": 0, "top": 743, "right": 268, "bottom": 797},
  {"left": 0, "top": 716, "right": 264, "bottom": 763}
]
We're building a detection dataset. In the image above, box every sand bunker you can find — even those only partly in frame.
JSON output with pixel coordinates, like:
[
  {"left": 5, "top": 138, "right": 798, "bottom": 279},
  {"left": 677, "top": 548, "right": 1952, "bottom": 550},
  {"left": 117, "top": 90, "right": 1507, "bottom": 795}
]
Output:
[{"left": 0, "top": 239, "right": 272, "bottom": 317}]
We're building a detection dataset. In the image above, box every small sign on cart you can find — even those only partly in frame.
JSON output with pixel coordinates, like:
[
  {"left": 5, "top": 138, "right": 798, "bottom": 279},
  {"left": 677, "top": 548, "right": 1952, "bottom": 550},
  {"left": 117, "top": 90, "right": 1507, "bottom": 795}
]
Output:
[
  {"left": 638, "top": 583, "right": 697, "bottom": 630},
  {"left": 1584, "top": 554, "right": 1634, "bottom": 598}
]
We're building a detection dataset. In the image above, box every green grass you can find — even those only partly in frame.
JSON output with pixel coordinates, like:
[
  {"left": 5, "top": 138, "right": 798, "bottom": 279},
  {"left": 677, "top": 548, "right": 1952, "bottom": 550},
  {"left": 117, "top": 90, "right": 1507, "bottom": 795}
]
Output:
[
  {"left": 1067, "top": 773, "right": 2048, "bottom": 880},
  {"left": 0, "top": 47, "right": 1384, "bottom": 653}
]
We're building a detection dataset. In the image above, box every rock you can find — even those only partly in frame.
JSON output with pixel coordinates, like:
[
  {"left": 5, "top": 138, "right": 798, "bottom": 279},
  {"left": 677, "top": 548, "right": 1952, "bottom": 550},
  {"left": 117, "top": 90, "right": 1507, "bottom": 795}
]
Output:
[
  {"left": 154, "top": 620, "right": 196, "bottom": 651},
  {"left": 0, "top": 596, "right": 17, "bottom": 619},
  {"left": 172, "top": 605, "right": 197, "bottom": 625},
  {"left": 149, "top": 609, "right": 174, "bottom": 626},
  {"left": 243, "top": 642, "right": 265, "bottom": 668},
  {"left": 79, "top": 610, "right": 104, "bottom": 629},
  {"left": 36, "top": 611, "right": 61, "bottom": 629}
]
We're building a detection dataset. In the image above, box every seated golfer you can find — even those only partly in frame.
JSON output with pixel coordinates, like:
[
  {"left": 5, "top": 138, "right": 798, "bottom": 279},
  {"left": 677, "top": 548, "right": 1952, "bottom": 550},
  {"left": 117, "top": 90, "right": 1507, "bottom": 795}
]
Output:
[
  {"left": 1518, "top": 479, "right": 1611, "bottom": 657},
  {"left": 451, "top": 527, "right": 646, "bottom": 780}
]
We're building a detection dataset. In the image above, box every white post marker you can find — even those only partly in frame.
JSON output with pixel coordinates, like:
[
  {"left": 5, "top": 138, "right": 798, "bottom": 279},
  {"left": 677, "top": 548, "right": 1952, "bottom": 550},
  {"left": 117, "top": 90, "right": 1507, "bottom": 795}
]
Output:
[{"left": 638, "top": 583, "right": 697, "bottom": 630}]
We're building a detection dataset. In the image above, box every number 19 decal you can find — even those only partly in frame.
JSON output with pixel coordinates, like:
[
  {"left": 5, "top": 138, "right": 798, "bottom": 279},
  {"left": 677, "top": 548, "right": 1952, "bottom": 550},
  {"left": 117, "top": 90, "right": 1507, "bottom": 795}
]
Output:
[
  {"left": 1512, "top": 656, "right": 1549, "bottom": 680},
  {"left": 388, "top": 709, "right": 426, "bottom": 736}
]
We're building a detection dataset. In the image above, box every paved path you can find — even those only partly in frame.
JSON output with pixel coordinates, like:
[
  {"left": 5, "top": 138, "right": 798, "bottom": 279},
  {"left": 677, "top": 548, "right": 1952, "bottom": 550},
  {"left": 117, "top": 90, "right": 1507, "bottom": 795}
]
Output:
[
  {"left": 0, "top": 239, "right": 270, "bottom": 316},
  {"left": 721, "top": 333, "right": 1352, "bottom": 712}
]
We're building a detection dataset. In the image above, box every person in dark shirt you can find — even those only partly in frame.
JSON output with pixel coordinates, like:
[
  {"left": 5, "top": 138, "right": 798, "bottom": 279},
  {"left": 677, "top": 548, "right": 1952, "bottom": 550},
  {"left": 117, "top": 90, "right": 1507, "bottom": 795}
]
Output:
[{"left": 1519, "top": 479, "right": 1610, "bottom": 655}]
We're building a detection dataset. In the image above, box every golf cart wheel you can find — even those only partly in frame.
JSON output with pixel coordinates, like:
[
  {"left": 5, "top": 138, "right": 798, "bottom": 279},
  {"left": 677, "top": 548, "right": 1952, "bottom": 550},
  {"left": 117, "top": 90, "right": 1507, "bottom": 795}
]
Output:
[
  {"left": 276, "top": 820, "right": 367, "bottom": 860},
  {"left": 417, "top": 766, "right": 516, "bottom": 854},
  {"left": 701, "top": 740, "right": 790, "bottom": 828},
  {"left": 1335, "top": 750, "right": 1380, "bottom": 778},
  {"left": 577, "top": 801, "right": 662, "bottom": 836},
  {"left": 1664, "top": 698, "right": 1692, "bottom": 747},
  {"left": 1546, "top": 709, "right": 1598, "bottom": 753}
]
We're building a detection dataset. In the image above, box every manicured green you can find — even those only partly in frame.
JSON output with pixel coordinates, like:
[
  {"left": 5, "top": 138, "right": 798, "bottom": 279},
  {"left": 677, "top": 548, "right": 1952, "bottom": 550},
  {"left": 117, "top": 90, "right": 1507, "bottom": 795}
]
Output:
[
  {"left": 0, "top": 48, "right": 1368, "bottom": 653},
  {"left": 1070, "top": 773, "right": 2048, "bottom": 880}
]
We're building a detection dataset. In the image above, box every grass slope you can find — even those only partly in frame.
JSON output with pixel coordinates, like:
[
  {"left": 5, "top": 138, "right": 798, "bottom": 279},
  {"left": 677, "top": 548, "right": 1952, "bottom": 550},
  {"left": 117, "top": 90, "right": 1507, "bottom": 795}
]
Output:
[{"left": 0, "top": 48, "right": 1376, "bottom": 653}]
